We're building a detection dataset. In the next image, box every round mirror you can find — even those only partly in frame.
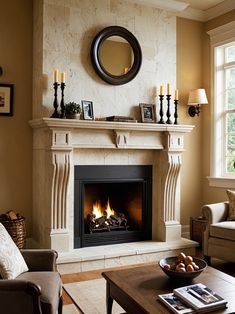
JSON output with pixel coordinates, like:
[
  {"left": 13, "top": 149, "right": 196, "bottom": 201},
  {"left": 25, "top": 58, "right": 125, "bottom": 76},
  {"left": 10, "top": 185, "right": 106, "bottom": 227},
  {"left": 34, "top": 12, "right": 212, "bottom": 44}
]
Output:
[
  {"left": 99, "top": 36, "right": 134, "bottom": 76},
  {"left": 91, "top": 26, "right": 142, "bottom": 85}
]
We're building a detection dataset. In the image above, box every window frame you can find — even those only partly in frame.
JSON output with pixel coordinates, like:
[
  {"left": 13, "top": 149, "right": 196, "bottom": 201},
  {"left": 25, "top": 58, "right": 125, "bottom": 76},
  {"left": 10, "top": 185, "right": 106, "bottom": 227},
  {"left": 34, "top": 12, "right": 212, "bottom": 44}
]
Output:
[
  {"left": 217, "top": 44, "right": 235, "bottom": 177},
  {"left": 207, "top": 21, "right": 235, "bottom": 188}
]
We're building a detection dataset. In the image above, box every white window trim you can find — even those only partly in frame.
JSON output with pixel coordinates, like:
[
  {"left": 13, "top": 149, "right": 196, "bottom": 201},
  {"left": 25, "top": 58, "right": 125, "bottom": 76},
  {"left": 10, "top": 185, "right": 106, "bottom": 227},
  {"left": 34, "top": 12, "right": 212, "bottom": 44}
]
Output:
[{"left": 207, "top": 21, "right": 235, "bottom": 188}]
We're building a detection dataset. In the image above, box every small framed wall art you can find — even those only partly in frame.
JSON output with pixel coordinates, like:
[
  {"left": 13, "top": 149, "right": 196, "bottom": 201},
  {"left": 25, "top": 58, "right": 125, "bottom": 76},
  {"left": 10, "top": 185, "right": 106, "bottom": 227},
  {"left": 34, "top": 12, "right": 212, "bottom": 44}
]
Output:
[
  {"left": 0, "top": 84, "right": 14, "bottom": 116},
  {"left": 82, "top": 100, "right": 94, "bottom": 120},
  {"left": 139, "top": 103, "right": 156, "bottom": 123}
]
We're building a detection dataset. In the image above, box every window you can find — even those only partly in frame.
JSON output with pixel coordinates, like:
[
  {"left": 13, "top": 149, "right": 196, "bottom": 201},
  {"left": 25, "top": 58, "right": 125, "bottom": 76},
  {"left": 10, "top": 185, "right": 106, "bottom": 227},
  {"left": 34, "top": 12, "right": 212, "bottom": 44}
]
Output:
[
  {"left": 214, "top": 42, "right": 235, "bottom": 176},
  {"left": 207, "top": 21, "right": 235, "bottom": 188}
]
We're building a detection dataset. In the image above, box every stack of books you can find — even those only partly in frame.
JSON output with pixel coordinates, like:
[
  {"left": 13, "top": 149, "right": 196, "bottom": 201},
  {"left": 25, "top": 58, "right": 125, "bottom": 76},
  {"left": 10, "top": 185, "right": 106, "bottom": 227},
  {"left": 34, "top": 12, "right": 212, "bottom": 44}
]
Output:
[
  {"left": 105, "top": 116, "right": 137, "bottom": 123},
  {"left": 158, "top": 283, "right": 227, "bottom": 314}
]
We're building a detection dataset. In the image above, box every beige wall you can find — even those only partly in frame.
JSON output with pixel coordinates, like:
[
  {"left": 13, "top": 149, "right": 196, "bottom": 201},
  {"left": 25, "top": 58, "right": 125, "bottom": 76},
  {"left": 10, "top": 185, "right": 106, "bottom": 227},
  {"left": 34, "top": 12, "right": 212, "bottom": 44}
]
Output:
[
  {"left": 0, "top": 1, "right": 33, "bottom": 233},
  {"left": 176, "top": 18, "right": 204, "bottom": 224},
  {"left": 177, "top": 12, "right": 235, "bottom": 223}
]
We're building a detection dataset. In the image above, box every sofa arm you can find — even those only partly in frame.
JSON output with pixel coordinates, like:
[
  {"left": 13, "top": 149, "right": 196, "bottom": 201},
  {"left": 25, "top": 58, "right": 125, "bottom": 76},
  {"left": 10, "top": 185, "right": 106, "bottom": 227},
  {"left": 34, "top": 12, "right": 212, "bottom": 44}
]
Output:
[
  {"left": 201, "top": 202, "right": 229, "bottom": 225},
  {"left": 201, "top": 202, "right": 229, "bottom": 258},
  {"left": 0, "top": 279, "right": 41, "bottom": 314},
  {"left": 21, "top": 249, "right": 58, "bottom": 272}
]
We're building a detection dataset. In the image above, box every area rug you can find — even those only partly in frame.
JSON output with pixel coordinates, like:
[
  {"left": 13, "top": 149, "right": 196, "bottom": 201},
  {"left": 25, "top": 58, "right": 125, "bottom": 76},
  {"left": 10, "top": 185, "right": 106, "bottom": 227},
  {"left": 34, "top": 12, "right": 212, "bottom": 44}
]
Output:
[
  {"left": 63, "top": 304, "right": 80, "bottom": 314},
  {"left": 63, "top": 278, "right": 124, "bottom": 314}
]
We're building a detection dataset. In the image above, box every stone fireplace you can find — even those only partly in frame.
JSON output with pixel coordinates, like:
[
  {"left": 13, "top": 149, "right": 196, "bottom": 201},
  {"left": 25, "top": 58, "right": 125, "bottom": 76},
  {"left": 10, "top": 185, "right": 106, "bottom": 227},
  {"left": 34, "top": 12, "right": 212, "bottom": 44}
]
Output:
[
  {"left": 29, "top": 118, "right": 194, "bottom": 252},
  {"left": 28, "top": 1, "right": 198, "bottom": 269}
]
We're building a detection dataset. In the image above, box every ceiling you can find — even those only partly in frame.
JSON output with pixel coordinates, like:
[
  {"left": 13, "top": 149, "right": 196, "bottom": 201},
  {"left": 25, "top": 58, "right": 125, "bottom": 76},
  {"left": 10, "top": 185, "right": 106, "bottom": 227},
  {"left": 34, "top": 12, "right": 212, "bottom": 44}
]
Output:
[
  {"left": 175, "top": 0, "right": 226, "bottom": 11},
  {"left": 127, "top": 0, "right": 233, "bottom": 21}
]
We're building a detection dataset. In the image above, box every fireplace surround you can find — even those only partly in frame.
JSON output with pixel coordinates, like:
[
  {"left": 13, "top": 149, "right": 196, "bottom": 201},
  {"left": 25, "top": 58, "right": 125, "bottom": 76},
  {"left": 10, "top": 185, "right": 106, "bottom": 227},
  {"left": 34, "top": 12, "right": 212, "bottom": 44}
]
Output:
[
  {"left": 74, "top": 165, "right": 152, "bottom": 248},
  {"left": 29, "top": 118, "right": 194, "bottom": 252}
]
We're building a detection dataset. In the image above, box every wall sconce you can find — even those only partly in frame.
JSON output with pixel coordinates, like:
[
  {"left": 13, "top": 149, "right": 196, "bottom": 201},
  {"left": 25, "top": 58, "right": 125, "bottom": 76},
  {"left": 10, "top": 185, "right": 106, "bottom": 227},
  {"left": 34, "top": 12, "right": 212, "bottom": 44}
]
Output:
[{"left": 187, "top": 88, "right": 208, "bottom": 117}]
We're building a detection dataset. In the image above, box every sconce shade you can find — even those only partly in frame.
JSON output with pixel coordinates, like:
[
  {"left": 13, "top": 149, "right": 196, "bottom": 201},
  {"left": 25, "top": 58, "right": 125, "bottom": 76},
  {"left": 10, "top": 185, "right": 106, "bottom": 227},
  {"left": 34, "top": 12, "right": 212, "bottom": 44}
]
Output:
[
  {"left": 188, "top": 88, "right": 208, "bottom": 105},
  {"left": 187, "top": 89, "right": 208, "bottom": 117}
]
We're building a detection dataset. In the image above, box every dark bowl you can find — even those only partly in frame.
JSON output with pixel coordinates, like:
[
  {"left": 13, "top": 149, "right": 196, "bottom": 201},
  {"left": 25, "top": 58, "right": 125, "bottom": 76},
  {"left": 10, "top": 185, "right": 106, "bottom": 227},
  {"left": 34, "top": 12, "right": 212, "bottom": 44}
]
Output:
[{"left": 159, "top": 256, "right": 207, "bottom": 281}]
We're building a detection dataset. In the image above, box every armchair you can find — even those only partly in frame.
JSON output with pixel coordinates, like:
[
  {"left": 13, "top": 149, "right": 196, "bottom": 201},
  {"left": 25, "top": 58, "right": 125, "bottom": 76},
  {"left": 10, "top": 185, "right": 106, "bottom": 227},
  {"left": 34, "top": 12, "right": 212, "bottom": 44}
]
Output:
[
  {"left": 0, "top": 249, "right": 63, "bottom": 314},
  {"left": 202, "top": 201, "right": 235, "bottom": 264}
]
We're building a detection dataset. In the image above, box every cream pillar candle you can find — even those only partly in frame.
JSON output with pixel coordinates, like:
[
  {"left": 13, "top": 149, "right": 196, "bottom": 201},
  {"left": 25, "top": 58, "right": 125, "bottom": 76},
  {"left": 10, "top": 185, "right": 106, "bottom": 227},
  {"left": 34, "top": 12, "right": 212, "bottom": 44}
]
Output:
[
  {"left": 167, "top": 83, "right": 171, "bottom": 95},
  {"left": 175, "top": 89, "right": 179, "bottom": 100},
  {"left": 54, "top": 69, "right": 59, "bottom": 83},
  {"left": 61, "top": 72, "right": 65, "bottom": 83}
]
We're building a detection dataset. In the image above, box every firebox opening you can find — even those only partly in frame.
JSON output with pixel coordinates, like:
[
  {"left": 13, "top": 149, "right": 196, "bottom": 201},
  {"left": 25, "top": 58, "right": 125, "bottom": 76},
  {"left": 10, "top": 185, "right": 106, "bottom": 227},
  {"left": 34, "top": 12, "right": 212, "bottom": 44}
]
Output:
[
  {"left": 84, "top": 181, "right": 143, "bottom": 234},
  {"left": 74, "top": 165, "right": 152, "bottom": 248}
]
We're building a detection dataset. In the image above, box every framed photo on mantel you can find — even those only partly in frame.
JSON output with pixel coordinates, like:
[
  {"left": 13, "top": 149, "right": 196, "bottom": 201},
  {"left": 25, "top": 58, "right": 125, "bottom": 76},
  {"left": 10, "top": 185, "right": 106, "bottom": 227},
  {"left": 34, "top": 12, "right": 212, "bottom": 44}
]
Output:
[
  {"left": 139, "top": 103, "right": 156, "bottom": 123},
  {"left": 82, "top": 100, "right": 94, "bottom": 120},
  {"left": 0, "top": 84, "right": 14, "bottom": 116}
]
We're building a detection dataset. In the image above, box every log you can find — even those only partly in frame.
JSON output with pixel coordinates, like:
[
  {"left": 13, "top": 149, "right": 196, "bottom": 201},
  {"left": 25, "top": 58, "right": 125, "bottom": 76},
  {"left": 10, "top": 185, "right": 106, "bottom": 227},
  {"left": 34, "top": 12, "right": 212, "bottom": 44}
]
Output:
[
  {"left": 86, "top": 210, "right": 128, "bottom": 232},
  {"left": 95, "top": 216, "right": 106, "bottom": 225}
]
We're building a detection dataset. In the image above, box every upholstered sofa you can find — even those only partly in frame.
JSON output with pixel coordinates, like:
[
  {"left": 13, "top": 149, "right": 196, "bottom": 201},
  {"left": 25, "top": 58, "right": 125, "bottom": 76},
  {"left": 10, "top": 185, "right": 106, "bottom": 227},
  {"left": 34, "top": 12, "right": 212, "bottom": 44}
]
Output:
[
  {"left": 202, "top": 201, "right": 235, "bottom": 264},
  {"left": 0, "top": 249, "right": 63, "bottom": 314}
]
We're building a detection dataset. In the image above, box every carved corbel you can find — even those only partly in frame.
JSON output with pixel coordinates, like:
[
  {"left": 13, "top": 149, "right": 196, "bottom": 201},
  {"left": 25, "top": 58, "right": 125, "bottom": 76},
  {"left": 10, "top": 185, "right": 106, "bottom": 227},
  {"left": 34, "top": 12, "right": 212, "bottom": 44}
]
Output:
[
  {"left": 162, "top": 152, "right": 181, "bottom": 222},
  {"left": 155, "top": 149, "right": 182, "bottom": 241},
  {"left": 51, "top": 151, "right": 71, "bottom": 230},
  {"left": 114, "top": 130, "right": 130, "bottom": 148}
]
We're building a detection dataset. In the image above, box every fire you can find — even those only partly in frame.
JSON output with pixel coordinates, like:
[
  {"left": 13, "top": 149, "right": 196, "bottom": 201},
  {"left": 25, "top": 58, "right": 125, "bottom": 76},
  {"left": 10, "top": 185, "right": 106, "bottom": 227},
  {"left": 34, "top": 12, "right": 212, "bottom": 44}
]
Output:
[
  {"left": 92, "top": 198, "right": 115, "bottom": 218},
  {"left": 105, "top": 199, "right": 115, "bottom": 218},
  {"left": 87, "top": 198, "right": 128, "bottom": 232},
  {"left": 92, "top": 201, "right": 103, "bottom": 218}
]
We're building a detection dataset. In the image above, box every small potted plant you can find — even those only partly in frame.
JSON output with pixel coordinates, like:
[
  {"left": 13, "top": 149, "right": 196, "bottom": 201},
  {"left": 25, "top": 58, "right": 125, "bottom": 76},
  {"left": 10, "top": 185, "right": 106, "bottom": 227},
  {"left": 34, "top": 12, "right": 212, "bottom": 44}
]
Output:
[{"left": 65, "top": 102, "right": 81, "bottom": 119}]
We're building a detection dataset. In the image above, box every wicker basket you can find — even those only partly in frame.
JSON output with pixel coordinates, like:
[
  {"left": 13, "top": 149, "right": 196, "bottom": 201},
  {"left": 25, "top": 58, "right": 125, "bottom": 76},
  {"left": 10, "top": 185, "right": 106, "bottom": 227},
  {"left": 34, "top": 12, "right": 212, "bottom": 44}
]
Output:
[{"left": 0, "top": 216, "right": 26, "bottom": 249}]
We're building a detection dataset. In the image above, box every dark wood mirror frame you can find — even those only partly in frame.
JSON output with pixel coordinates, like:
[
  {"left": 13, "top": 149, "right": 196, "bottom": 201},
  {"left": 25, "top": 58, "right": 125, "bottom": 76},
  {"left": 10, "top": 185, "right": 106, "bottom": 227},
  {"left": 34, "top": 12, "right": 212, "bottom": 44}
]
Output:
[{"left": 91, "top": 26, "right": 142, "bottom": 85}]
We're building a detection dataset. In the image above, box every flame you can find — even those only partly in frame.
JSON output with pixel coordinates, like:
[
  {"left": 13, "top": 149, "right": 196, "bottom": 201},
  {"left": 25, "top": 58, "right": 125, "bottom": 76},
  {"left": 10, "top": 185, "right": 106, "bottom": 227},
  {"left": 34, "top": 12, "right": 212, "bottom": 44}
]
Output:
[
  {"left": 105, "top": 199, "right": 115, "bottom": 218},
  {"left": 92, "top": 201, "right": 103, "bottom": 218},
  {"left": 92, "top": 198, "right": 115, "bottom": 218}
]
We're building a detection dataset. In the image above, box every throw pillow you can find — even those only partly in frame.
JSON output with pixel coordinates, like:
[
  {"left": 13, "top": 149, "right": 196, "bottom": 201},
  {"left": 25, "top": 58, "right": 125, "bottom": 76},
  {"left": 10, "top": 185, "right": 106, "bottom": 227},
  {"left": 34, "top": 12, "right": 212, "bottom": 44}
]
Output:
[
  {"left": 226, "top": 189, "right": 235, "bottom": 221},
  {"left": 0, "top": 222, "right": 28, "bottom": 279}
]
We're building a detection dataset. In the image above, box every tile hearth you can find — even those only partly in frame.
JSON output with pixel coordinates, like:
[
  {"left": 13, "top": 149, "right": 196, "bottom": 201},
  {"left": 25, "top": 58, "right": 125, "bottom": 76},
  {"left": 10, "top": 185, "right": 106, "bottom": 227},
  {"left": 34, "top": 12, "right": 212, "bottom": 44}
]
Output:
[{"left": 57, "top": 238, "right": 197, "bottom": 274}]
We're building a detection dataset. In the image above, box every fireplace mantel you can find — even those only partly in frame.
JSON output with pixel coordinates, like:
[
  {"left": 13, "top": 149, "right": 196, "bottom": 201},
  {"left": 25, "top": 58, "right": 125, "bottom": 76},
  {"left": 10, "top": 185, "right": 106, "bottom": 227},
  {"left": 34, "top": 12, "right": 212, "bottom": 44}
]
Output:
[
  {"left": 29, "top": 118, "right": 194, "bottom": 150},
  {"left": 29, "top": 118, "right": 194, "bottom": 252},
  {"left": 30, "top": 117, "right": 193, "bottom": 133}
]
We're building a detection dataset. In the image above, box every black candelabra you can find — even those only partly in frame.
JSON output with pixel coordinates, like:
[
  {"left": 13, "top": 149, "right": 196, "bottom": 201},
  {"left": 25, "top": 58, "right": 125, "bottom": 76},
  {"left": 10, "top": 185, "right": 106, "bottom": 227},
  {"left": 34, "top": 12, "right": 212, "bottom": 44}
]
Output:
[
  {"left": 51, "top": 82, "right": 60, "bottom": 118},
  {"left": 60, "top": 82, "right": 66, "bottom": 118},
  {"left": 158, "top": 95, "right": 165, "bottom": 124},
  {"left": 166, "top": 94, "right": 172, "bottom": 124},
  {"left": 174, "top": 99, "right": 178, "bottom": 125}
]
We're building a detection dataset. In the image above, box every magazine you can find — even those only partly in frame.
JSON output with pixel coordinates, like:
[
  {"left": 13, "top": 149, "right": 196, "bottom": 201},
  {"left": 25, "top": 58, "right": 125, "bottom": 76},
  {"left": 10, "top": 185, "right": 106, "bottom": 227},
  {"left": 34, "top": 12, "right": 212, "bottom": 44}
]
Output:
[
  {"left": 174, "top": 283, "right": 227, "bottom": 311},
  {"left": 158, "top": 293, "right": 195, "bottom": 314},
  {"left": 158, "top": 283, "right": 227, "bottom": 314}
]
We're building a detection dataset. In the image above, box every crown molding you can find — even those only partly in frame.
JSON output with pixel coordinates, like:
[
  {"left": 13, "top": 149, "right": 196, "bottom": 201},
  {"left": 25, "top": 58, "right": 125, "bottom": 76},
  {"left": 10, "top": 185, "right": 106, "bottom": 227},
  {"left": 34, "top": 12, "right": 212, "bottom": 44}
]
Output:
[
  {"left": 125, "top": 0, "right": 189, "bottom": 12},
  {"left": 205, "top": 0, "right": 235, "bottom": 21},
  {"left": 207, "top": 20, "right": 235, "bottom": 45},
  {"left": 126, "top": 0, "right": 235, "bottom": 22},
  {"left": 176, "top": 0, "right": 235, "bottom": 22},
  {"left": 177, "top": 7, "right": 207, "bottom": 21}
]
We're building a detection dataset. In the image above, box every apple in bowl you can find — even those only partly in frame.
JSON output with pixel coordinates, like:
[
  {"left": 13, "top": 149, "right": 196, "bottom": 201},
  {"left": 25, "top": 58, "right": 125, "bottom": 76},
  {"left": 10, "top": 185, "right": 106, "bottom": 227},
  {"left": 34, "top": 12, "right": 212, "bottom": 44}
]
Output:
[{"left": 159, "top": 252, "right": 207, "bottom": 281}]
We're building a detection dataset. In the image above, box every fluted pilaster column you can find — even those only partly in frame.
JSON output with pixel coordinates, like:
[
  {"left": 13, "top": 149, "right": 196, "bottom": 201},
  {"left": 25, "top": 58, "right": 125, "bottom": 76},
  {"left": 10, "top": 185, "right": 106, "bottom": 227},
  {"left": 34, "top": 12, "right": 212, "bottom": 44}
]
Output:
[
  {"left": 51, "top": 152, "right": 70, "bottom": 230},
  {"left": 154, "top": 131, "right": 184, "bottom": 241},
  {"left": 48, "top": 130, "right": 73, "bottom": 251}
]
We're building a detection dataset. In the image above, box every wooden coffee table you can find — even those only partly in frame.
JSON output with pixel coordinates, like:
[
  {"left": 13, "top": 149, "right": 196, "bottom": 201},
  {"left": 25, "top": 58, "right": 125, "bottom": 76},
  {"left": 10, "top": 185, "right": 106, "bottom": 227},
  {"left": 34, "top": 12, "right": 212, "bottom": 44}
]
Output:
[{"left": 102, "top": 264, "right": 235, "bottom": 314}]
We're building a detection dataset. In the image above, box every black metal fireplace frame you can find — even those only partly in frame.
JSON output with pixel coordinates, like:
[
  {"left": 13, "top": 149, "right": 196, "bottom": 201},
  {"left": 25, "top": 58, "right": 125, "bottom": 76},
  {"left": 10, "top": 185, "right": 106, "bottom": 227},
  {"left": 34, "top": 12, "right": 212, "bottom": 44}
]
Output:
[{"left": 74, "top": 165, "right": 152, "bottom": 248}]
